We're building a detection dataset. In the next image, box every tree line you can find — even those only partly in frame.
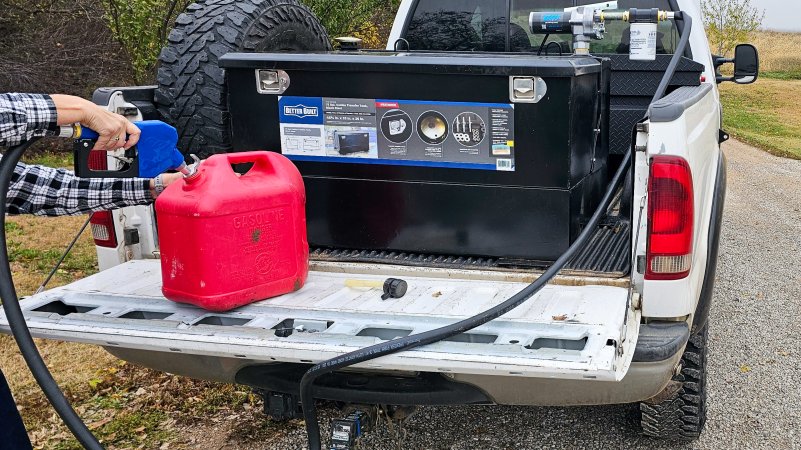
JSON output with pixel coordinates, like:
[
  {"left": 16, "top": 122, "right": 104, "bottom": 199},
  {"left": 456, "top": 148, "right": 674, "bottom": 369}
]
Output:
[{"left": 0, "top": 0, "right": 762, "bottom": 95}]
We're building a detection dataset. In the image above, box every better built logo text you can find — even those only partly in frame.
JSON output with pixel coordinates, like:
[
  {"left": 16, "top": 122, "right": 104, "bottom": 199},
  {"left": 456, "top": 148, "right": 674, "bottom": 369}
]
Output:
[{"left": 284, "top": 104, "right": 319, "bottom": 119}]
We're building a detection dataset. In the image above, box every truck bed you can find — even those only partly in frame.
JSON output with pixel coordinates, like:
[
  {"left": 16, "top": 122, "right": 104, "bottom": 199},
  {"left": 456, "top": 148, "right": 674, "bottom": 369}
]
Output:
[
  {"left": 310, "top": 219, "right": 632, "bottom": 275},
  {"left": 2, "top": 257, "right": 639, "bottom": 382}
]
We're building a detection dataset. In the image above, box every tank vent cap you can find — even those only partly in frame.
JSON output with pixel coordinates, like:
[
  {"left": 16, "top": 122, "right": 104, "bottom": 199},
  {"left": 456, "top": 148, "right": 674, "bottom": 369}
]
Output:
[{"left": 336, "top": 36, "right": 363, "bottom": 51}]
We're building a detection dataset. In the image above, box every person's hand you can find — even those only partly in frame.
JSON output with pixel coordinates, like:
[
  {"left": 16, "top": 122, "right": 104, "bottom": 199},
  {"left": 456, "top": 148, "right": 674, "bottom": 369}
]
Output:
[
  {"left": 149, "top": 172, "right": 185, "bottom": 200},
  {"left": 161, "top": 172, "right": 184, "bottom": 188},
  {"left": 50, "top": 94, "right": 141, "bottom": 151},
  {"left": 82, "top": 106, "right": 140, "bottom": 151}
]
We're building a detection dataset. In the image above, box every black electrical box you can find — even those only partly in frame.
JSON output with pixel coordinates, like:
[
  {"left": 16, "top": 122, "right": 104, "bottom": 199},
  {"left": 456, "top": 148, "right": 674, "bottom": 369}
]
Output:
[{"left": 220, "top": 52, "right": 610, "bottom": 262}]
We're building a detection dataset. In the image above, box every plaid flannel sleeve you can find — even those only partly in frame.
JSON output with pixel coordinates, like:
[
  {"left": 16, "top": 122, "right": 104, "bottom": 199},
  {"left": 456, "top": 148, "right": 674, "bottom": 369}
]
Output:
[
  {"left": 5, "top": 159, "right": 153, "bottom": 216},
  {"left": 0, "top": 93, "right": 60, "bottom": 146},
  {"left": 1, "top": 93, "right": 152, "bottom": 215}
]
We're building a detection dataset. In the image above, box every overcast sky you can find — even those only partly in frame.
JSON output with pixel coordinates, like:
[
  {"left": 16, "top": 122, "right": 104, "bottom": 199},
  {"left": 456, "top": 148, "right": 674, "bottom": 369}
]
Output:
[{"left": 760, "top": 0, "right": 801, "bottom": 32}]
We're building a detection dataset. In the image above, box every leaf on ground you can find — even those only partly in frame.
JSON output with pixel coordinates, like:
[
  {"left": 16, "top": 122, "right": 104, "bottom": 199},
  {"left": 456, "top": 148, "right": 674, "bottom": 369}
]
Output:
[
  {"left": 552, "top": 314, "right": 568, "bottom": 321},
  {"left": 89, "top": 417, "right": 113, "bottom": 430},
  {"left": 739, "top": 364, "right": 752, "bottom": 373}
]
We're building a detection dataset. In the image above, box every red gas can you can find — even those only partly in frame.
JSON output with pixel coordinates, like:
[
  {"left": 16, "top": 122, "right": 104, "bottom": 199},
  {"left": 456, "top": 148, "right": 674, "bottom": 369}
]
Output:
[{"left": 156, "top": 151, "right": 308, "bottom": 311}]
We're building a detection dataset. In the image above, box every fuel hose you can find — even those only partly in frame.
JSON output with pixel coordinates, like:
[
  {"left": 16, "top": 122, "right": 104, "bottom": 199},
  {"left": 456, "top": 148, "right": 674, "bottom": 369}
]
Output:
[
  {"left": 0, "top": 138, "right": 105, "bottom": 449},
  {"left": 299, "top": 12, "right": 693, "bottom": 450}
]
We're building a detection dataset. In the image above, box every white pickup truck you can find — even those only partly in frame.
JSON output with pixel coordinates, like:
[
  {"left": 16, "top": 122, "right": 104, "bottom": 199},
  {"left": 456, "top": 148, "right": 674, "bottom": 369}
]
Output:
[{"left": 1, "top": 0, "right": 758, "bottom": 442}]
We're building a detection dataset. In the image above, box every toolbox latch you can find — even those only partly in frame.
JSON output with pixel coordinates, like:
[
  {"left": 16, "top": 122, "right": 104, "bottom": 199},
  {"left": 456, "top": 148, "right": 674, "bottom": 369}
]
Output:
[
  {"left": 509, "top": 76, "right": 548, "bottom": 103},
  {"left": 256, "top": 69, "right": 290, "bottom": 95}
]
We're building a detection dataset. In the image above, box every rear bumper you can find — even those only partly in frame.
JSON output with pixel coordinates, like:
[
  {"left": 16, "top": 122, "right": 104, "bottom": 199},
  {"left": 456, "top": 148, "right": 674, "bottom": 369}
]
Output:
[
  {"left": 453, "top": 322, "right": 688, "bottom": 406},
  {"left": 451, "top": 353, "right": 682, "bottom": 406},
  {"left": 105, "top": 322, "right": 688, "bottom": 407}
]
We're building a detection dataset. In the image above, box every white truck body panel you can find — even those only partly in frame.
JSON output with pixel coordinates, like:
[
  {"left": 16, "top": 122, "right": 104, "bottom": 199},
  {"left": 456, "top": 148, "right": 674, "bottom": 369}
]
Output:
[
  {"left": 640, "top": 88, "right": 721, "bottom": 318},
  {"left": 386, "top": 0, "right": 415, "bottom": 50},
  {"left": 94, "top": 91, "right": 161, "bottom": 270}
]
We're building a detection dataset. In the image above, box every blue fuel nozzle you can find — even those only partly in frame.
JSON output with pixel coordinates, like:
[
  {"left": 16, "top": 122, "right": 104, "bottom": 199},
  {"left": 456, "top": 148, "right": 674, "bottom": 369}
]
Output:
[{"left": 67, "top": 120, "right": 187, "bottom": 179}]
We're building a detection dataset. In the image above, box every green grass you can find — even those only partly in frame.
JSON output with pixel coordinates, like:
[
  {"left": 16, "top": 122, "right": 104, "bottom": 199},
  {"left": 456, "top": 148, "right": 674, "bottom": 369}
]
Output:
[
  {"left": 21, "top": 151, "right": 74, "bottom": 168},
  {"left": 8, "top": 237, "right": 95, "bottom": 272},
  {"left": 5, "top": 221, "right": 22, "bottom": 233},
  {"left": 90, "top": 393, "right": 126, "bottom": 410},
  {"left": 4, "top": 215, "right": 98, "bottom": 294},
  {"left": 720, "top": 79, "right": 801, "bottom": 160},
  {"left": 50, "top": 410, "right": 174, "bottom": 450},
  {"left": 761, "top": 70, "right": 801, "bottom": 81},
  {"left": 99, "top": 410, "right": 174, "bottom": 445}
]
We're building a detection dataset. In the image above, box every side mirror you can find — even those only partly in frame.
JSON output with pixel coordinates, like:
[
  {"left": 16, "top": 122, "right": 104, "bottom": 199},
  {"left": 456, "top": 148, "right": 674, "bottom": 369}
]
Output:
[
  {"left": 733, "top": 44, "right": 759, "bottom": 84},
  {"left": 715, "top": 44, "right": 759, "bottom": 84}
]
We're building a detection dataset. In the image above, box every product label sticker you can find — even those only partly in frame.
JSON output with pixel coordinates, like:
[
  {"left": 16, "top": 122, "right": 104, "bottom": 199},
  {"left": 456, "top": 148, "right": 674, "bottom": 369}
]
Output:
[{"left": 278, "top": 96, "right": 515, "bottom": 171}]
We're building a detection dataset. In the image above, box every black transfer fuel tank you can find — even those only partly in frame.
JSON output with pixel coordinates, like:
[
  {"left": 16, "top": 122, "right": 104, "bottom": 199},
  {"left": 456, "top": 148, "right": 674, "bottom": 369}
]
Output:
[{"left": 220, "top": 51, "right": 610, "bottom": 263}]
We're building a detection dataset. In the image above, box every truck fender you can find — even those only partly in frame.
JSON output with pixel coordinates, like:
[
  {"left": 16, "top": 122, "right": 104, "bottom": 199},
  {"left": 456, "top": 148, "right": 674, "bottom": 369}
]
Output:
[{"left": 691, "top": 152, "right": 727, "bottom": 335}]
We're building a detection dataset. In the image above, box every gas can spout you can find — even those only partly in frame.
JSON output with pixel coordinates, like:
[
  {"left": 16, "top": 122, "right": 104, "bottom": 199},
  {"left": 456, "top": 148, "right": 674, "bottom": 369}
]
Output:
[{"left": 180, "top": 154, "right": 202, "bottom": 181}]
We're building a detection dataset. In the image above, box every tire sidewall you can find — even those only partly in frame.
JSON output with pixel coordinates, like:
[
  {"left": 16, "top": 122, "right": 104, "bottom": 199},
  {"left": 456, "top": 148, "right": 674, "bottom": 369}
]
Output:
[{"left": 156, "top": 0, "right": 331, "bottom": 158}]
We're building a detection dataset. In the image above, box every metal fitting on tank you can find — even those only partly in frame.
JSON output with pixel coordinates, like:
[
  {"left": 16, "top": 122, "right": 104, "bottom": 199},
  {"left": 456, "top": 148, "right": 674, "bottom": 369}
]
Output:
[
  {"left": 181, "top": 154, "right": 202, "bottom": 181},
  {"left": 335, "top": 36, "right": 363, "bottom": 51}
]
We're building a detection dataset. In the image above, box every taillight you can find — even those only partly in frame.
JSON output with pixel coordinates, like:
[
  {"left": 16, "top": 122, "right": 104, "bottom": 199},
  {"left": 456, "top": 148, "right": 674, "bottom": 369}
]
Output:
[
  {"left": 646, "top": 155, "right": 694, "bottom": 280},
  {"left": 88, "top": 149, "right": 118, "bottom": 247},
  {"left": 90, "top": 211, "right": 118, "bottom": 247},
  {"left": 87, "top": 150, "right": 108, "bottom": 170}
]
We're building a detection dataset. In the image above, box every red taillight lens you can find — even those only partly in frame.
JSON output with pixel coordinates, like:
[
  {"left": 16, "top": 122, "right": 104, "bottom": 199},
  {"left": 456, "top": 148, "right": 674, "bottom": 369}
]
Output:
[
  {"left": 87, "top": 150, "right": 108, "bottom": 171},
  {"left": 646, "top": 156, "right": 694, "bottom": 280},
  {"left": 90, "top": 211, "right": 117, "bottom": 248},
  {"left": 88, "top": 151, "right": 116, "bottom": 247}
]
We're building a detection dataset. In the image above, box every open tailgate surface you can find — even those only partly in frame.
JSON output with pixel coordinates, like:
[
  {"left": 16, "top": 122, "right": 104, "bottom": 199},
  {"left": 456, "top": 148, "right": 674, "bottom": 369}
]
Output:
[{"left": 0, "top": 260, "right": 639, "bottom": 381}]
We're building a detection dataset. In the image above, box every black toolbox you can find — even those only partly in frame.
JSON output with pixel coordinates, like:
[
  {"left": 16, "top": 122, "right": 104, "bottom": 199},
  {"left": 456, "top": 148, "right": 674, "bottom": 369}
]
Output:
[{"left": 220, "top": 51, "right": 610, "bottom": 263}]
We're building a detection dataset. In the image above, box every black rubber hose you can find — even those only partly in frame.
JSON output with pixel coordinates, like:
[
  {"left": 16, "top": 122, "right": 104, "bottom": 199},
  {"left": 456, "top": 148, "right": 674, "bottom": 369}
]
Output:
[
  {"left": 652, "top": 12, "right": 692, "bottom": 104},
  {"left": 36, "top": 216, "right": 91, "bottom": 294},
  {"left": 300, "top": 12, "right": 694, "bottom": 450},
  {"left": 0, "top": 138, "right": 105, "bottom": 450},
  {"left": 300, "top": 149, "right": 632, "bottom": 449},
  {"left": 536, "top": 33, "right": 550, "bottom": 55}
]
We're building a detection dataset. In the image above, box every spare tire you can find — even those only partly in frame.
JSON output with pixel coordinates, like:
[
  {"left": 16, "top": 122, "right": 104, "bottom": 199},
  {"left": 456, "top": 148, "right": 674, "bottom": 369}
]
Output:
[{"left": 155, "top": 0, "right": 331, "bottom": 158}]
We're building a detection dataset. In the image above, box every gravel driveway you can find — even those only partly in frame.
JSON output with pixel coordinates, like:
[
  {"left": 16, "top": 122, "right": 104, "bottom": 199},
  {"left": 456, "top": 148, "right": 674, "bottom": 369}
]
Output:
[{"left": 234, "top": 141, "right": 801, "bottom": 450}]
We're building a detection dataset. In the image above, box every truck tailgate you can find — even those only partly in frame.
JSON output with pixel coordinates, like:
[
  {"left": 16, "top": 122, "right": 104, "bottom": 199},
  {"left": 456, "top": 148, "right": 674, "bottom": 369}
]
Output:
[{"left": 0, "top": 260, "right": 639, "bottom": 381}]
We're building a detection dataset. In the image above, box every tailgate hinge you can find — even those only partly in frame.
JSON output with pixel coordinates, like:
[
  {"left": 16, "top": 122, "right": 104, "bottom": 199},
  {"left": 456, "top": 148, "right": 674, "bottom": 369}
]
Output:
[{"left": 635, "top": 123, "right": 649, "bottom": 152}]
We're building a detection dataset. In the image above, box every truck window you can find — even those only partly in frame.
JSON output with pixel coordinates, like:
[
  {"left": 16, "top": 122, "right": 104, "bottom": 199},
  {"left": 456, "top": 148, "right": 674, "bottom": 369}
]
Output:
[
  {"left": 512, "top": 0, "right": 680, "bottom": 54},
  {"left": 405, "top": 0, "right": 680, "bottom": 54},
  {"left": 509, "top": 1, "right": 573, "bottom": 53},
  {"left": 405, "top": 0, "right": 510, "bottom": 51}
]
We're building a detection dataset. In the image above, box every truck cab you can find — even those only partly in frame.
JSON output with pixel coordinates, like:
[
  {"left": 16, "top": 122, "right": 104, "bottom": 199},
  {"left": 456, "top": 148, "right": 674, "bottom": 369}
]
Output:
[{"left": 1, "top": 0, "right": 759, "bottom": 441}]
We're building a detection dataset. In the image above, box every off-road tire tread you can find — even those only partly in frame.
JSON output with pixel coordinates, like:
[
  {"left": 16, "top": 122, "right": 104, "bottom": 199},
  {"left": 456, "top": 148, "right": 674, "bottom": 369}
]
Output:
[
  {"left": 639, "top": 325, "right": 708, "bottom": 441},
  {"left": 155, "top": 0, "right": 330, "bottom": 159}
]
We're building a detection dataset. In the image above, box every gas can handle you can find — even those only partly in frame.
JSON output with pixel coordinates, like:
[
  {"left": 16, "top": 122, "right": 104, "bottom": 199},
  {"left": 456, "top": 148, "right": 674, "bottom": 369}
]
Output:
[{"left": 225, "top": 151, "right": 275, "bottom": 175}]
